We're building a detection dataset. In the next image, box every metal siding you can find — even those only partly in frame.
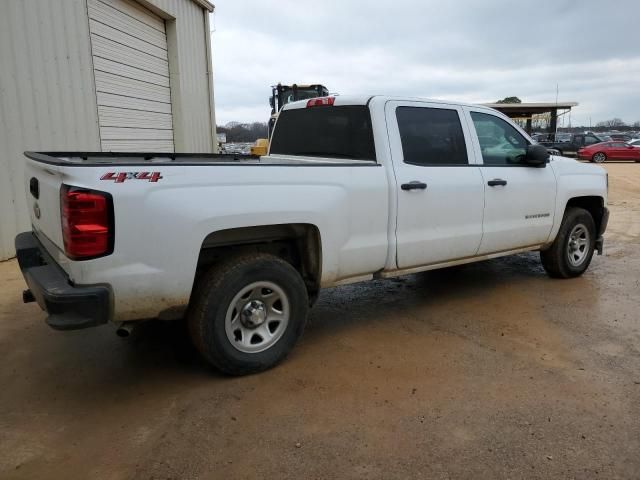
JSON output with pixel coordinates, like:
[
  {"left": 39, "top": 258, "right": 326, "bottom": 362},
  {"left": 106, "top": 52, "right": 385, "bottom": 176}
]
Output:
[
  {"left": 96, "top": 91, "right": 173, "bottom": 114},
  {"left": 106, "top": 0, "right": 165, "bottom": 31},
  {"left": 89, "top": 19, "right": 168, "bottom": 59},
  {"left": 146, "top": 0, "right": 215, "bottom": 152},
  {"left": 88, "top": 0, "right": 175, "bottom": 152},
  {"left": 100, "top": 127, "right": 174, "bottom": 140},
  {"left": 100, "top": 139, "right": 174, "bottom": 151},
  {"left": 98, "top": 106, "right": 173, "bottom": 128},
  {"left": 94, "top": 70, "right": 172, "bottom": 103},
  {"left": 88, "top": 0, "right": 167, "bottom": 47},
  {"left": 90, "top": 36, "right": 170, "bottom": 75},
  {"left": 92, "top": 56, "right": 170, "bottom": 87},
  {"left": 0, "top": 0, "right": 101, "bottom": 260}
]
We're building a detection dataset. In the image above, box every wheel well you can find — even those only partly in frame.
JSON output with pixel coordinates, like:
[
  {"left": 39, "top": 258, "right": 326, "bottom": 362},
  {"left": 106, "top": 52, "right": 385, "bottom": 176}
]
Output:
[
  {"left": 566, "top": 196, "right": 605, "bottom": 233},
  {"left": 195, "top": 224, "right": 322, "bottom": 299}
]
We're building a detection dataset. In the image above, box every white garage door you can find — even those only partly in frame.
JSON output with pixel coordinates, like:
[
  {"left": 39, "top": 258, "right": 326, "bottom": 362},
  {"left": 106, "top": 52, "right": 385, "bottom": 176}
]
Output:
[{"left": 88, "top": 0, "right": 175, "bottom": 152}]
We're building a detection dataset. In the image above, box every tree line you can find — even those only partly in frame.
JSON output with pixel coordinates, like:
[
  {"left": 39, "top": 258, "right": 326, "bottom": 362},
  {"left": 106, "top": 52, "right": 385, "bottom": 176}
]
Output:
[
  {"left": 217, "top": 122, "right": 268, "bottom": 143},
  {"left": 595, "top": 118, "right": 640, "bottom": 129}
]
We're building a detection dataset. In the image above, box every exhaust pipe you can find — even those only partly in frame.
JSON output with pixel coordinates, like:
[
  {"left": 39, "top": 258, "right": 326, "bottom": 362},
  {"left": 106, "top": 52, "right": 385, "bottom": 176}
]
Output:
[{"left": 116, "top": 322, "right": 134, "bottom": 338}]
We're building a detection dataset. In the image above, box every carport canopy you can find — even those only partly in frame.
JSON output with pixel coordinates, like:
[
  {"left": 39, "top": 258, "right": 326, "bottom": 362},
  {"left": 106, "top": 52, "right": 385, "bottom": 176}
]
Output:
[{"left": 482, "top": 102, "right": 579, "bottom": 134}]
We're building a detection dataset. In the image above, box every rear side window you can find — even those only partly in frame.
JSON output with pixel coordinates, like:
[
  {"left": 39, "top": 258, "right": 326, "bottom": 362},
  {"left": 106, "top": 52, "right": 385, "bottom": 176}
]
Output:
[
  {"left": 396, "top": 107, "right": 468, "bottom": 166},
  {"left": 269, "top": 106, "right": 376, "bottom": 161}
]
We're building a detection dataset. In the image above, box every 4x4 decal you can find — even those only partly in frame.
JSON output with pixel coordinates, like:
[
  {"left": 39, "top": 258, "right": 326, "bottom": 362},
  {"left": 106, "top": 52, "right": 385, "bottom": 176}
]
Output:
[{"left": 100, "top": 172, "right": 163, "bottom": 183}]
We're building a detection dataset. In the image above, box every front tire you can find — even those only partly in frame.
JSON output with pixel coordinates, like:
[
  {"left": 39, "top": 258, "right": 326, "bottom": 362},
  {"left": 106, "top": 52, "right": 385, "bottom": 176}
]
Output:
[
  {"left": 592, "top": 152, "right": 606, "bottom": 163},
  {"left": 540, "top": 207, "right": 596, "bottom": 278},
  {"left": 188, "top": 253, "right": 309, "bottom": 375}
]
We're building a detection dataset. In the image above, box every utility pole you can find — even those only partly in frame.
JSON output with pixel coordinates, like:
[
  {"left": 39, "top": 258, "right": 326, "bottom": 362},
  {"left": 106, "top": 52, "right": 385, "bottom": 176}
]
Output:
[{"left": 555, "top": 84, "right": 559, "bottom": 137}]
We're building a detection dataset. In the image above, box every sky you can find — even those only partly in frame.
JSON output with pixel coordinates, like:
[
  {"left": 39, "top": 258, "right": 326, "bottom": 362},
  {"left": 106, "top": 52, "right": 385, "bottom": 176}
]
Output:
[{"left": 210, "top": 0, "right": 640, "bottom": 127}]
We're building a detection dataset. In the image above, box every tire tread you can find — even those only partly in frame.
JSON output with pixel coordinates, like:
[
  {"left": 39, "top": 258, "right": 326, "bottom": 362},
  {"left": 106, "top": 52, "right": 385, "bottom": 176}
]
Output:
[
  {"left": 188, "top": 253, "right": 307, "bottom": 375},
  {"left": 540, "top": 207, "right": 595, "bottom": 278}
]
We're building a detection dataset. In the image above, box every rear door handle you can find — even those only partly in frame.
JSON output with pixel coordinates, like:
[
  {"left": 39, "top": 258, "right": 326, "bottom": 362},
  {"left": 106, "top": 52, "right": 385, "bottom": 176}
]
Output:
[
  {"left": 487, "top": 179, "right": 507, "bottom": 187},
  {"left": 401, "top": 181, "right": 427, "bottom": 191}
]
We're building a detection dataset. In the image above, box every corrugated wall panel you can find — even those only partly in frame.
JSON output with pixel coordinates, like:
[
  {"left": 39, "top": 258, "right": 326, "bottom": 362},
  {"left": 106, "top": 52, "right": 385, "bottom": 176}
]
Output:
[
  {"left": 101, "top": 140, "right": 174, "bottom": 152},
  {"left": 90, "top": 35, "right": 169, "bottom": 75},
  {"left": 94, "top": 70, "right": 171, "bottom": 103},
  {"left": 107, "top": 0, "right": 165, "bottom": 31},
  {"left": 100, "top": 127, "right": 174, "bottom": 140},
  {"left": 96, "top": 91, "right": 173, "bottom": 114},
  {"left": 98, "top": 106, "right": 173, "bottom": 128},
  {"left": 92, "top": 57, "right": 170, "bottom": 87},
  {"left": 88, "top": 0, "right": 174, "bottom": 152},
  {"left": 0, "top": 0, "right": 101, "bottom": 260},
  {"left": 89, "top": 20, "right": 168, "bottom": 59},
  {"left": 88, "top": 0, "right": 167, "bottom": 47},
  {"left": 147, "top": 0, "right": 216, "bottom": 153}
]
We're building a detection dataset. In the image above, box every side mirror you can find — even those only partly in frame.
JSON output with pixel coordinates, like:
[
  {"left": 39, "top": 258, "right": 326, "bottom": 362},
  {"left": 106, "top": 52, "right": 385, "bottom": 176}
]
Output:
[{"left": 525, "top": 144, "right": 549, "bottom": 166}]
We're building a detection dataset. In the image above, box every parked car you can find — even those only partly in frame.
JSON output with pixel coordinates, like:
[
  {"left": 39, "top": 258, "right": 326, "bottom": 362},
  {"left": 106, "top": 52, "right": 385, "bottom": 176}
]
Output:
[
  {"left": 578, "top": 141, "right": 640, "bottom": 162},
  {"left": 608, "top": 134, "right": 632, "bottom": 142},
  {"left": 628, "top": 139, "right": 640, "bottom": 147},
  {"left": 539, "top": 133, "right": 606, "bottom": 156},
  {"left": 16, "top": 95, "right": 609, "bottom": 375}
]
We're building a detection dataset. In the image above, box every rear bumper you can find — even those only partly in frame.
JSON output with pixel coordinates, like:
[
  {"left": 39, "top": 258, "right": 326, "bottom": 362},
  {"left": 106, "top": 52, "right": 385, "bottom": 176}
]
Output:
[
  {"left": 595, "top": 207, "right": 609, "bottom": 255},
  {"left": 15, "top": 232, "right": 112, "bottom": 330}
]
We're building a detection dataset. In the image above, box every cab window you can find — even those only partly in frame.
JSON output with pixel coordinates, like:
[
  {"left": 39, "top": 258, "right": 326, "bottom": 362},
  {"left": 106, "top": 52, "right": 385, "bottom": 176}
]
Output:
[
  {"left": 470, "top": 112, "right": 529, "bottom": 165},
  {"left": 270, "top": 106, "right": 376, "bottom": 161},
  {"left": 396, "top": 107, "right": 468, "bottom": 166}
]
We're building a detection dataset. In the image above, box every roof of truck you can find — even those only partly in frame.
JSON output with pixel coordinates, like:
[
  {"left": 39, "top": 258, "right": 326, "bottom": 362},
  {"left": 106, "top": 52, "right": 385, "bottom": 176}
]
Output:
[{"left": 282, "top": 95, "right": 498, "bottom": 111}]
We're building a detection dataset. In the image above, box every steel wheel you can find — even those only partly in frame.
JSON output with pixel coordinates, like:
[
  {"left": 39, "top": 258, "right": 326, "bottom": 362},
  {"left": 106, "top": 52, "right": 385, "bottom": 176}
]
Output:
[
  {"left": 225, "top": 281, "right": 290, "bottom": 353},
  {"left": 566, "top": 223, "right": 590, "bottom": 267},
  {"left": 592, "top": 152, "right": 606, "bottom": 163}
]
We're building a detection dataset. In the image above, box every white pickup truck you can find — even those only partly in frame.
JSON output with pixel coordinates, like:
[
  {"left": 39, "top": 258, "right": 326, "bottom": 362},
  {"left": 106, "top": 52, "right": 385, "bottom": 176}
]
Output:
[{"left": 16, "top": 95, "right": 609, "bottom": 375}]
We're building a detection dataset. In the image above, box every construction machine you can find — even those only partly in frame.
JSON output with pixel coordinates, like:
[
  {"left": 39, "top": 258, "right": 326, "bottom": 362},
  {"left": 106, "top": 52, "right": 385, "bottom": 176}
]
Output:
[{"left": 251, "top": 83, "right": 329, "bottom": 155}]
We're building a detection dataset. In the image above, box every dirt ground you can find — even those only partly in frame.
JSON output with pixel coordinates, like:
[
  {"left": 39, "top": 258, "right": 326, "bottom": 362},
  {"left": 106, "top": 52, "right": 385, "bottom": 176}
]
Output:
[{"left": 1, "top": 163, "right": 639, "bottom": 480}]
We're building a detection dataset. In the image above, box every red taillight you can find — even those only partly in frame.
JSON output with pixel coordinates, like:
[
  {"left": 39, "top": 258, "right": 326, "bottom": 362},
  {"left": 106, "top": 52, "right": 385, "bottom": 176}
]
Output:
[
  {"left": 306, "top": 96, "right": 335, "bottom": 107},
  {"left": 61, "top": 185, "right": 113, "bottom": 259}
]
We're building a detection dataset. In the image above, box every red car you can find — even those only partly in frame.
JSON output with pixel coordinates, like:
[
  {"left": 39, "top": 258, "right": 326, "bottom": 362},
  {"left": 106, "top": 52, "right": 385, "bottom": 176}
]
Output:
[{"left": 577, "top": 141, "right": 640, "bottom": 163}]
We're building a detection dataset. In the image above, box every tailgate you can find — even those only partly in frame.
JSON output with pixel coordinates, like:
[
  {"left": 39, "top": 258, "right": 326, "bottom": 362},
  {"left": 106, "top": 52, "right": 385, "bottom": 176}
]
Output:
[{"left": 24, "top": 158, "right": 65, "bottom": 255}]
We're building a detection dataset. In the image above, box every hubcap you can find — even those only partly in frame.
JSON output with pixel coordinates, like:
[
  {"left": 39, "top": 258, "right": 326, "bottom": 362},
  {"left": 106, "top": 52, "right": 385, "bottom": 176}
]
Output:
[
  {"left": 225, "top": 281, "right": 289, "bottom": 353},
  {"left": 594, "top": 153, "right": 605, "bottom": 163},
  {"left": 567, "top": 223, "right": 590, "bottom": 267},
  {"left": 241, "top": 300, "right": 267, "bottom": 328}
]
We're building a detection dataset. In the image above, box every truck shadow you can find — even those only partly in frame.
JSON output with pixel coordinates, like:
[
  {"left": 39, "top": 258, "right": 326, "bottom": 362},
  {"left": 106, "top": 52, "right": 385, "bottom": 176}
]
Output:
[{"left": 304, "top": 251, "right": 598, "bottom": 342}]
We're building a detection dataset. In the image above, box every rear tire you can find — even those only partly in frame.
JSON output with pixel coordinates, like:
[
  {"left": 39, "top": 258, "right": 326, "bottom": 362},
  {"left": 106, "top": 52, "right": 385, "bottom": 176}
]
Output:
[
  {"left": 540, "top": 207, "right": 596, "bottom": 278},
  {"left": 188, "top": 253, "right": 309, "bottom": 375},
  {"left": 592, "top": 152, "right": 606, "bottom": 163}
]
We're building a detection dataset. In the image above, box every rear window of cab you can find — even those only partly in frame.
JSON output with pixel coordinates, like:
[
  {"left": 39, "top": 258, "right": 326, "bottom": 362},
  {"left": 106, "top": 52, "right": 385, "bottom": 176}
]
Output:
[{"left": 269, "top": 106, "right": 376, "bottom": 161}]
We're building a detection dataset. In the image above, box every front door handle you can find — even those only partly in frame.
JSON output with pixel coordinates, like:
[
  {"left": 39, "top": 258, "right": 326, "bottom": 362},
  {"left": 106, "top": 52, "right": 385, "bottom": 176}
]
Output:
[
  {"left": 401, "top": 181, "right": 427, "bottom": 191},
  {"left": 487, "top": 179, "right": 507, "bottom": 187}
]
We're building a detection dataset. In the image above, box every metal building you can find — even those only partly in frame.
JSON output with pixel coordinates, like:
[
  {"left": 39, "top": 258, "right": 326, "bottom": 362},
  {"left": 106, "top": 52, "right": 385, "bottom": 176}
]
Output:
[{"left": 0, "top": 0, "right": 216, "bottom": 260}]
